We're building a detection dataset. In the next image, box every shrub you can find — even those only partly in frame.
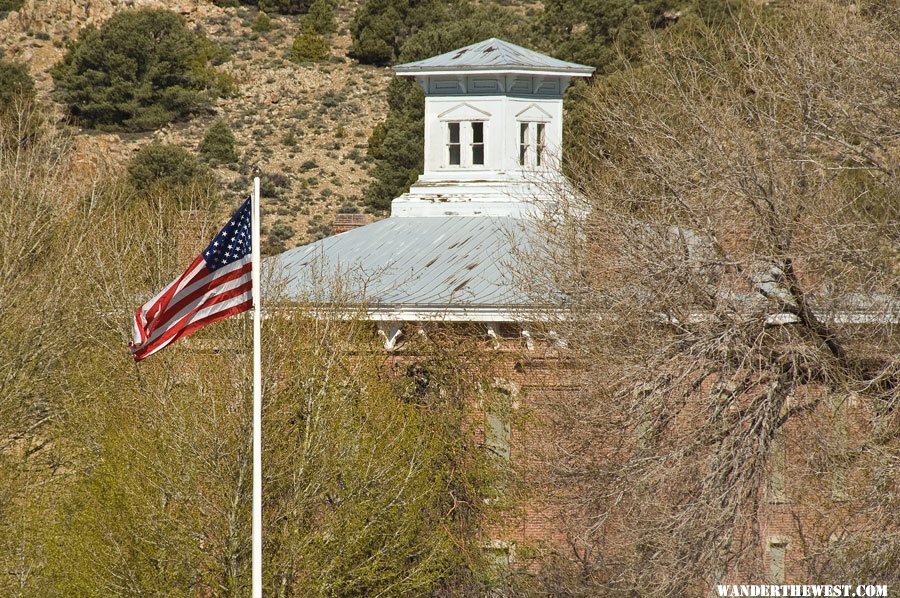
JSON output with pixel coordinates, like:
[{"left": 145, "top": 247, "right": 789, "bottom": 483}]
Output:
[
  {"left": 290, "top": 28, "right": 329, "bottom": 63},
  {"left": 251, "top": 11, "right": 272, "bottom": 32},
  {"left": 0, "top": 0, "right": 23, "bottom": 16},
  {"left": 191, "top": 35, "right": 236, "bottom": 97},
  {"left": 199, "top": 119, "right": 238, "bottom": 164},
  {"left": 281, "top": 130, "right": 297, "bottom": 146},
  {"left": 349, "top": 0, "right": 454, "bottom": 66},
  {"left": 127, "top": 143, "right": 208, "bottom": 192},
  {"left": 269, "top": 220, "right": 295, "bottom": 241},
  {"left": 51, "top": 9, "right": 228, "bottom": 131},
  {"left": 303, "top": 0, "right": 335, "bottom": 35},
  {"left": 259, "top": 172, "right": 291, "bottom": 199},
  {"left": 0, "top": 59, "right": 35, "bottom": 111},
  {"left": 259, "top": 0, "right": 313, "bottom": 14}
]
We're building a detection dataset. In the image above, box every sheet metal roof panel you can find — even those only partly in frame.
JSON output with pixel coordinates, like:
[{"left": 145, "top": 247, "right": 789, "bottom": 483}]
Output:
[
  {"left": 394, "top": 38, "right": 594, "bottom": 76},
  {"left": 269, "top": 216, "right": 537, "bottom": 308}
]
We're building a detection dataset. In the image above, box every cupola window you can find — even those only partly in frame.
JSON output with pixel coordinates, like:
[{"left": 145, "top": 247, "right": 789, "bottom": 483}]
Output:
[
  {"left": 518, "top": 123, "right": 529, "bottom": 166},
  {"left": 536, "top": 123, "right": 546, "bottom": 166},
  {"left": 447, "top": 122, "right": 461, "bottom": 166},
  {"left": 518, "top": 122, "right": 547, "bottom": 167},
  {"left": 471, "top": 122, "right": 484, "bottom": 165},
  {"left": 445, "top": 120, "right": 486, "bottom": 167}
]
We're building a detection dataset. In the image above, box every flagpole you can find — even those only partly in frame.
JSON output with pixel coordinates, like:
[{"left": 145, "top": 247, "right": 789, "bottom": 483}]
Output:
[{"left": 251, "top": 175, "right": 262, "bottom": 598}]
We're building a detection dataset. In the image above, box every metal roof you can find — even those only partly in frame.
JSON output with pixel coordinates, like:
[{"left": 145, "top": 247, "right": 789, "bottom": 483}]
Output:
[
  {"left": 267, "top": 216, "right": 541, "bottom": 315},
  {"left": 394, "top": 38, "right": 595, "bottom": 76}
]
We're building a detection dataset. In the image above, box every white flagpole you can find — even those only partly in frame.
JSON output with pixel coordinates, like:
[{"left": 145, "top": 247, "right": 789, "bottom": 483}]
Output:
[{"left": 251, "top": 175, "right": 263, "bottom": 598}]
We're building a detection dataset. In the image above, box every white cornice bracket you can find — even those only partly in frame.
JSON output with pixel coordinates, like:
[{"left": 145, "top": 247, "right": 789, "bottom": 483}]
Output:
[{"left": 377, "top": 322, "right": 403, "bottom": 350}]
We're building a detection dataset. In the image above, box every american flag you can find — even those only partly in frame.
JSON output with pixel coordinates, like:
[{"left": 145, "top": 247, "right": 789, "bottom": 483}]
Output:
[{"left": 130, "top": 197, "right": 253, "bottom": 361}]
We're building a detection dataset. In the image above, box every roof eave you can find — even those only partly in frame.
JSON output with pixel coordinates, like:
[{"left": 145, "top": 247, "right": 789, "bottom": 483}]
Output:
[
  {"left": 277, "top": 303, "right": 565, "bottom": 323},
  {"left": 394, "top": 66, "right": 595, "bottom": 77}
]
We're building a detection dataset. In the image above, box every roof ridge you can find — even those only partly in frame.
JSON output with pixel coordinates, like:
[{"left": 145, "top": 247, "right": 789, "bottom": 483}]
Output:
[{"left": 394, "top": 37, "right": 594, "bottom": 75}]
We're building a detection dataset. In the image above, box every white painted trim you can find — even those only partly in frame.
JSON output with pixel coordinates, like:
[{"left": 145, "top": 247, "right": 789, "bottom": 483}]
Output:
[
  {"left": 397, "top": 68, "right": 592, "bottom": 77},
  {"left": 438, "top": 102, "right": 492, "bottom": 120},
  {"left": 515, "top": 103, "right": 552, "bottom": 121}
]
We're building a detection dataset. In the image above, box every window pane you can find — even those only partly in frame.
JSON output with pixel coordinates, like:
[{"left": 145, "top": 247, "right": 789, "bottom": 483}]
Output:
[
  {"left": 472, "top": 122, "right": 483, "bottom": 143},
  {"left": 449, "top": 122, "right": 460, "bottom": 143},
  {"left": 519, "top": 144, "right": 527, "bottom": 166},
  {"left": 449, "top": 145, "right": 460, "bottom": 165},
  {"left": 536, "top": 123, "right": 545, "bottom": 166},
  {"left": 519, "top": 122, "right": 528, "bottom": 143},
  {"left": 473, "top": 145, "right": 484, "bottom": 165}
]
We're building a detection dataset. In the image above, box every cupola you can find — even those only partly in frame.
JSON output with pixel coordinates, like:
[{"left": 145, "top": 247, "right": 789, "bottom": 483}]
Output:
[{"left": 391, "top": 38, "right": 594, "bottom": 217}]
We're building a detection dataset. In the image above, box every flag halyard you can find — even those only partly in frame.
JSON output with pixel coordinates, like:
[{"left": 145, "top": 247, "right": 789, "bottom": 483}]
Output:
[{"left": 130, "top": 197, "right": 253, "bottom": 361}]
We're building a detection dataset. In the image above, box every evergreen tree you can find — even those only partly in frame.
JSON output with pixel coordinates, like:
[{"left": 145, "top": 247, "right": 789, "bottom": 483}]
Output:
[
  {"left": 290, "top": 27, "right": 329, "bottom": 63},
  {"left": 303, "top": 0, "right": 336, "bottom": 35},
  {"left": 199, "top": 119, "right": 239, "bottom": 164},
  {"left": 51, "top": 9, "right": 227, "bottom": 131},
  {"left": 536, "top": 0, "right": 676, "bottom": 70},
  {"left": 127, "top": 143, "right": 209, "bottom": 195},
  {"left": 259, "top": 0, "right": 313, "bottom": 14},
  {"left": 349, "top": 0, "right": 456, "bottom": 66},
  {"left": 0, "top": 59, "right": 34, "bottom": 111}
]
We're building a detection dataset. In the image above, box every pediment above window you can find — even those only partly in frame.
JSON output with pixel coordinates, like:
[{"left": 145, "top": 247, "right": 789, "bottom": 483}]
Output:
[
  {"left": 515, "top": 103, "right": 552, "bottom": 122},
  {"left": 438, "top": 102, "right": 492, "bottom": 121}
]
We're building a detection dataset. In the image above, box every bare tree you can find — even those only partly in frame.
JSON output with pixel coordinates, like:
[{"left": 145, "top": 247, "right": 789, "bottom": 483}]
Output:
[
  {"left": 525, "top": 1, "right": 899, "bottom": 593},
  {"left": 0, "top": 101, "right": 254, "bottom": 596}
]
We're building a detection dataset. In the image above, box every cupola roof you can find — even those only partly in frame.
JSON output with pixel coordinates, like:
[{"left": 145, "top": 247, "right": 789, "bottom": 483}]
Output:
[{"left": 394, "top": 38, "right": 594, "bottom": 77}]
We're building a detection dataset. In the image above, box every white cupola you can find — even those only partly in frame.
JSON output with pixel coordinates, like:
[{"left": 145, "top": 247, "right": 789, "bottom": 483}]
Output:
[
  {"left": 391, "top": 38, "right": 594, "bottom": 217},
  {"left": 273, "top": 40, "right": 593, "bottom": 323}
]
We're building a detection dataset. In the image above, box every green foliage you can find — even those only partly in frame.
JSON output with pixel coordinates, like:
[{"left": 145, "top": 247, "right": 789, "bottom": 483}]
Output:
[
  {"left": 127, "top": 142, "right": 209, "bottom": 194},
  {"left": 51, "top": 9, "right": 230, "bottom": 131},
  {"left": 199, "top": 119, "right": 239, "bottom": 164},
  {"left": 0, "top": 0, "right": 23, "bottom": 16},
  {"left": 259, "top": 0, "right": 313, "bottom": 15},
  {"left": 190, "top": 32, "right": 237, "bottom": 97},
  {"left": 695, "top": 0, "right": 745, "bottom": 26},
  {"left": 362, "top": 8, "right": 529, "bottom": 211},
  {"left": 537, "top": 0, "right": 674, "bottom": 70},
  {"left": 0, "top": 59, "right": 35, "bottom": 111},
  {"left": 251, "top": 11, "right": 272, "bottom": 32},
  {"left": 303, "top": 0, "right": 336, "bottom": 35},
  {"left": 349, "top": 0, "right": 457, "bottom": 66},
  {"left": 264, "top": 318, "right": 506, "bottom": 595},
  {"left": 0, "top": 107, "right": 239, "bottom": 594},
  {"left": 290, "top": 27, "right": 329, "bottom": 63},
  {"left": 210, "top": 0, "right": 315, "bottom": 13},
  {"left": 364, "top": 80, "right": 423, "bottom": 211},
  {"left": 265, "top": 219, "right": 295, "bottom": 253}
]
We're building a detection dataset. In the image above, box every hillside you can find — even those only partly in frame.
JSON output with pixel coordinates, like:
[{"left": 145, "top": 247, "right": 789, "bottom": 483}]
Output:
[{"left": 0, "top": 0, "right": 390, "bottom": 249}]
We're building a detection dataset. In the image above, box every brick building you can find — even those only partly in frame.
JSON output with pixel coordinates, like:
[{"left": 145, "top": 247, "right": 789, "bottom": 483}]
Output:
[
  {"left": 268, "top": 39, "right": 896, "bottom": 590},
  {"left": 269, "top": 37, "right": 593, "bottom": 575}
]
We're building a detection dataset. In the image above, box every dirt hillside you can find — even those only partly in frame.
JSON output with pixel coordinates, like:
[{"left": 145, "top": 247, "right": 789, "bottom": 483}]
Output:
[{"left": 1, "top": 0, "right": 390, "bottom": 248}]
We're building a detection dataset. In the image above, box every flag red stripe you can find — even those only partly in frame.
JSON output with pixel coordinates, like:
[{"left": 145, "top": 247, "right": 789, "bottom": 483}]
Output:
[
  {"left": 133, "top": 298, "right": 252, "bottom": 361},
  {"left": 139, "top": 271, "right": 251, "bottom": 345},
  {"left": 156, "top": 261, "right": 252, "bottom": 324},
  {"left": 134, "top": 288, "right": 253, "bottom": 361},
  {"left": 133, "top": 256, "right": 206, "bottom": 345},
  {"left": 136, "top": 281, "right": 252, "bottom": 352},
  {"left": 177, "top": 255, "right": 250, "bottom": 301}
]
